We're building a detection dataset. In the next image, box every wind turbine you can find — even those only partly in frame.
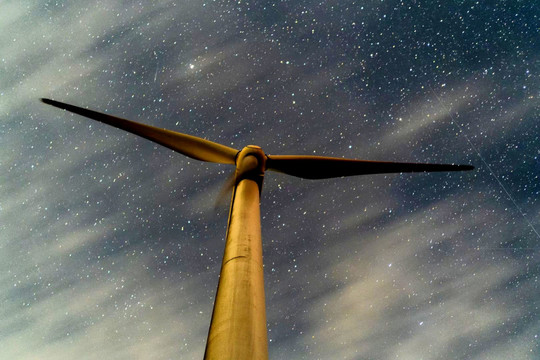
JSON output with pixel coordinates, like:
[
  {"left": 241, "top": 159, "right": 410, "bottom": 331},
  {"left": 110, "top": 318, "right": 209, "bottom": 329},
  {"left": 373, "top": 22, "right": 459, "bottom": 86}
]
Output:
[{"left": 41, "top": 98, "right": 473, "bottom": 360}]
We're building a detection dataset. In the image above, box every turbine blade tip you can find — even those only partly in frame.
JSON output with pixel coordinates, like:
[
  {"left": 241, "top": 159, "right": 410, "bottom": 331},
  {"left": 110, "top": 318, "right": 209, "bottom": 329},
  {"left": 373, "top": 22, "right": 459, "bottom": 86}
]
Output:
[{"left": 41, "top": 98, "right": 57, "bottom": 106}]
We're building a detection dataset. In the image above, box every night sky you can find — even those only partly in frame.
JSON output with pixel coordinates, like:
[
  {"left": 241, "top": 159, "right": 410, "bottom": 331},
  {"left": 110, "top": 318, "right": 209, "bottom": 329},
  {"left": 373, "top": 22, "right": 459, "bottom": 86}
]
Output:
[{"left": 2, "top": 1, "right": 540, "bottom": 359}]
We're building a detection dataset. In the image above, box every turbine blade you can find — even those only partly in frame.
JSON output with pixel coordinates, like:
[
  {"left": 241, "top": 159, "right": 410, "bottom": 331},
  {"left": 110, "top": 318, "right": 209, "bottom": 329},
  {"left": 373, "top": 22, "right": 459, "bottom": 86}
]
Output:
[
  {"left": 266, "top": 155, "right": 474, "bottom": 179},
  {"left": 214, "top": 171, "right": 236, "bottom": 210},
  {"left": 41, "top": 98, "right": 238, "bottom": 164}
]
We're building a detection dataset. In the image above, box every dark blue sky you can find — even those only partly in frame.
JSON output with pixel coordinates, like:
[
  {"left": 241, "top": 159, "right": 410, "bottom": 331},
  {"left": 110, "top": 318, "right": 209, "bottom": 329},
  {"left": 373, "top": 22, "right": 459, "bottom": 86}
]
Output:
[{"left": 2, "top": 1, "right": 539, "bottom": 358}]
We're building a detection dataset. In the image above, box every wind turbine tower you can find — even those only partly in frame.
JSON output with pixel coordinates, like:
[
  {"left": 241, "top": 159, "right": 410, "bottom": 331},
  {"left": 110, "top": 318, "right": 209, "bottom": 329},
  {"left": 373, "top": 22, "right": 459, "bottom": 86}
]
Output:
[{"left": 41, "top": 98, "right": 473, "bottom": 360}]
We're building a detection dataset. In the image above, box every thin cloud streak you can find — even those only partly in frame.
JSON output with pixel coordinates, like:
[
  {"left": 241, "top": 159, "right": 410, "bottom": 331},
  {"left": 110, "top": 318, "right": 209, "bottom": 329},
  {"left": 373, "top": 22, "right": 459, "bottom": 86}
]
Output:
[{"left": 275, "top": 195, "right": 538, "bottom": 359}]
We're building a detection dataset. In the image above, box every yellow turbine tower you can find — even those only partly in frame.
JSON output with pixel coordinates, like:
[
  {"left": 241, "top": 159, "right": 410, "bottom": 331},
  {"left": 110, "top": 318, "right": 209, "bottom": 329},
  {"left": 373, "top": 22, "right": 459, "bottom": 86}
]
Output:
[{"left": 42, "top": 98, "right": 473, "bottom": 360}]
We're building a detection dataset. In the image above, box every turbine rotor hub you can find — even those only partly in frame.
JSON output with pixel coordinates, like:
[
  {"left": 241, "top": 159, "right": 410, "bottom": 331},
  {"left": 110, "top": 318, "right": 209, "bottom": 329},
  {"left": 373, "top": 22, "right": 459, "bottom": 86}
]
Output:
[{"left": 235, "top": 146, "right": 266, "bottom": 186}]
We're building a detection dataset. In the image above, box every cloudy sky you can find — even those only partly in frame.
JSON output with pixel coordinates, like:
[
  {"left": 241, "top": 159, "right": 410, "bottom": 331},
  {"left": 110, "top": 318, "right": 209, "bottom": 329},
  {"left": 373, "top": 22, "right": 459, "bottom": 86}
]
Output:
[{"left": 1, "top": 1, "right": 539, "bottom": 359}]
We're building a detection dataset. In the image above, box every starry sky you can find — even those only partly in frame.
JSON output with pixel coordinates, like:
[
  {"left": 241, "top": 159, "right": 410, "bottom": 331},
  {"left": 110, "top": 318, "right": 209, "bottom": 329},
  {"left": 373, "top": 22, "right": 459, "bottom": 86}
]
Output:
[{"left": 2, "top": 1, "right": 539, "bottom": 359}]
